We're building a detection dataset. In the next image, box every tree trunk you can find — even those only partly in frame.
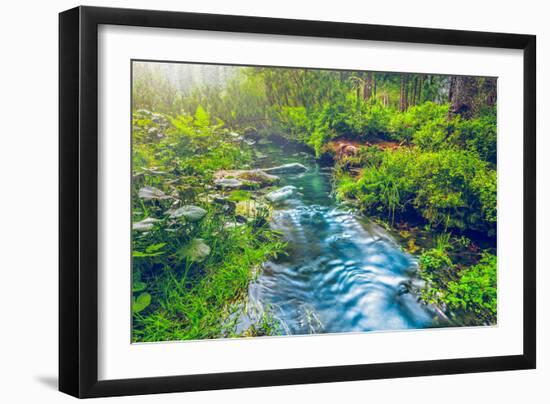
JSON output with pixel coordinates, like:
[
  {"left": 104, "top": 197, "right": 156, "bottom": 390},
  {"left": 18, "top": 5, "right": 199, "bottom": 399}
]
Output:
[
  {"left": 448, "top": 76, "right": 456, "bottom": 103},
  {"left": 404, "top": 75, "right": 410, "bottom": 111},
  {"left": 483, "top": 78, "right": 497, "bottom": 107},
  {"left": 400, "top": 74, "right": 409, "bottom": 112},
  {"left": 418, "top": 75, "right": 425, "bottom": 104},
  {"left": 399, "top": 75, "right": 404, "bottom": 111},
  {"left": 413, "top": 76, "right": 419, "bottom": 106},
  {"left": 449, "top": 76, "right": 479, "bottom": 119},
  {"left": 363, "top": 72, "right": 373, "bottom": 100}
]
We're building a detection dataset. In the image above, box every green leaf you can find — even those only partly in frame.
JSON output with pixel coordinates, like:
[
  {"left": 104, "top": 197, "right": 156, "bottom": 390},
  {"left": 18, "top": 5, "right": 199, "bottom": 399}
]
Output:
[
  {"left": 133, "top": 292, "right": 151, "bottom": 313},
  {"left": 132, "top": 281, "right": 147, "bottom": 292},
  {"left": 133, "top": 249, "right": 164, "bottom": 258},
  {"left": 177, "top": 239, "right": 211, "bottom": 263},
  {"left": 133, "top": 242, "right": 167, "bottom": 258},
  {"left": 145, "top": 243, "right": 166, "bottom": 253}
]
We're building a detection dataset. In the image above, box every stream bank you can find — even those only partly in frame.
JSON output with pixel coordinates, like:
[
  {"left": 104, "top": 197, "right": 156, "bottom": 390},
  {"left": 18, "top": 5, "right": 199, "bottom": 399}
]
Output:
[{"left": 235, "top": 136, "right": 449, "bottom": 335}]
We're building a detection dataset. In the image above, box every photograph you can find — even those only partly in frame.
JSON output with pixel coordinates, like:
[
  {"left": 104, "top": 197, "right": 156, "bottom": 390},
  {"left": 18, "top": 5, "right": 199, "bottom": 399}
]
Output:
[
  {"left": 0, "top": 0, "right": 542, "bottom": 401},
  {"left": 131, "top": 61, "right": 498, "bottom": 343}
]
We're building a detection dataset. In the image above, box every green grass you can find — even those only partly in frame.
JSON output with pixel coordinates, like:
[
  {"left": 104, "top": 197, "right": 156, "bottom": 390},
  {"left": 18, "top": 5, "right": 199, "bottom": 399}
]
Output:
[
  {"left": 131, "top": 109, "right": 285, "bottom": 342},
  {"left": 133, "top": 219, "right": 284, "bottom": 342}
]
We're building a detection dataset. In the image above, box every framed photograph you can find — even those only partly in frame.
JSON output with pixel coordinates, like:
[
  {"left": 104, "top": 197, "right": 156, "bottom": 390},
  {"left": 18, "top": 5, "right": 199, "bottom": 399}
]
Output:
[{"left": 59, "top": 6, "right": 536, "bottom": 398}]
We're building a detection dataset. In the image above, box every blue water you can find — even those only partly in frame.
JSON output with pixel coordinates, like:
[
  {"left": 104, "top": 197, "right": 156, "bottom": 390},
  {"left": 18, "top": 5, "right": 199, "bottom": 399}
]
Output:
[{"left": 245, "top": 139, "right": 438, "bottom": 335}]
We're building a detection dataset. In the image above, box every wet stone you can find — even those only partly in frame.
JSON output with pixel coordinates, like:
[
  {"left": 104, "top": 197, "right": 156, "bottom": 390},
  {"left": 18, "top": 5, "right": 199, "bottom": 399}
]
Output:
[{"left": 167, "top": 205, "right": 207, "bottom": 222}]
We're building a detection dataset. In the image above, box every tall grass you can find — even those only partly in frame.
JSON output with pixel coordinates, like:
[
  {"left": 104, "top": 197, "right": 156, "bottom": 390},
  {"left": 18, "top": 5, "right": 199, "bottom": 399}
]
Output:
[
  {"left": 133, "top": 220, "right": 285, "bottom": 341},
  {"left": 131, "top": 109, "right": 285, "bottom": 342}
]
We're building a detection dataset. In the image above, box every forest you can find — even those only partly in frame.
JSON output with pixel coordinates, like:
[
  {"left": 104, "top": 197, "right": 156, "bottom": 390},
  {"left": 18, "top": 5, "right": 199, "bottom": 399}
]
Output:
[{"left": 131, "top": 61, "right": 497, "bottom": 342}]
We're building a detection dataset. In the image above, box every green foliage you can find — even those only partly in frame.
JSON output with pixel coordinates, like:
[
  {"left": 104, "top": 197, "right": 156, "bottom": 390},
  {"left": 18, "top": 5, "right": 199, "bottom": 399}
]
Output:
[
  {"left": 420, "top": 248, "right": 453, "bottom": 276},
  {"left": 133, "top": 63, "right": 496, "bottom": 165},
  {"left": 133, "top": 242, "right": 167, "bottom": 257},
  {"left": 418, "top": 246, "right": 454, "bottom": 305},
  {"left": 131, "top": 109, "right": 284, "bottom": 341},
  {"left": 452, "top": 109, "right": 497, "bottom": 164},
  {"left": 276, "top": 106, "right": 313, "bottom": 143},
  {"left": 359, "top": 101, "right": 393, "bottom": 137},
  {"left": 272, "top": 99, "right": 385, "bottom": 156},
  {"left": 133, "top": 220, "right": 285, "bottom": 341},
  {"left": 418, "top": 239, "right": 496, "bottom": 325},
  {"left": 308, "top": 125, "right": 331, "bottom": 157},
  {"left": 133, "top": 293, "right": 152, "bottom": 313},
  {"left": 389, "top": 102, "right": 450, "bottom": 142},
  {"left": 132, "top": 281, "right": 147, "bottom": 293},
  {"left": 387, "top": 102, "right": 497, "bottom": 166},
  {"left": 193, "top": 105, "right": 210, "bottom": 128},
  {"left": 444, "top": 253, "right": 497, "bottom": 323},
  {"left": 336, "top": 147, "right": 496, "bottom": 235},
  {"left": 335, "top": 174, "right": 359, "bottom": 200}
]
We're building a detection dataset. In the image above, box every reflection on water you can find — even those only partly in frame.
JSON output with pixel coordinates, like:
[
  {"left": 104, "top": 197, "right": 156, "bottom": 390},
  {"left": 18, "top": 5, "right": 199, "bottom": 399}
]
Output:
[{"left": 244, "top": 139, "right": 439, "bottom": 335}]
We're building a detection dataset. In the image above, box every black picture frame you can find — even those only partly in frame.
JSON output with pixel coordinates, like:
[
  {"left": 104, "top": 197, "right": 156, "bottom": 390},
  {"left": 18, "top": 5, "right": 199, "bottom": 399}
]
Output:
[{"left": 59, "top": 5, "right": 536, "bottom": 398}]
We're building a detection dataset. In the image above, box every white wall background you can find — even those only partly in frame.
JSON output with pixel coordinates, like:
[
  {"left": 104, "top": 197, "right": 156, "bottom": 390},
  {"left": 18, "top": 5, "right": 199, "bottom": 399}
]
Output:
[{"left": 0, "top": 0, "right": 546, "bottom": 402}]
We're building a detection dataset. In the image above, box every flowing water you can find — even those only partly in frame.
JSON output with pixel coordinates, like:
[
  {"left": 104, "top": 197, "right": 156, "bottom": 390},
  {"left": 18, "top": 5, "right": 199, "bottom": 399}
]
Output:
[{"left": 244, "top": 138, "right": 440, "bottom": 335}]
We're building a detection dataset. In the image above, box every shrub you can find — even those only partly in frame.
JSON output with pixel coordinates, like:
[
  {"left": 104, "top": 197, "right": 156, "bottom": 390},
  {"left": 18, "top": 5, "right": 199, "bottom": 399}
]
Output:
[
  {"left": 419, "top": 248, "right": 453, "bottom": 276},
  {"left": 276, "top": 105, "right": 312, "bottom": 143},
  {"left": 452, "top": 109, "right": 497, "bottom": 164},
  {"left": 352, "top": 100, "right": 392, "bottom": 138},
  {"left": 389, "top": 102, "right": 450, "bottom": 143},
  {"left": 444, "top": 253, "right": 497, "bottom": 324},
  {"left": 337, "top": 147, "right": 496, "bottom": 235}
]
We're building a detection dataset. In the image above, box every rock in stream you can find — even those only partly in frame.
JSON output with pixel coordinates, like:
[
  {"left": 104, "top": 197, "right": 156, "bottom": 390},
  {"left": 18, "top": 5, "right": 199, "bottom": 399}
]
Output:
[{"left": 263, "top": 163, "right": 308, "bottom": 174}]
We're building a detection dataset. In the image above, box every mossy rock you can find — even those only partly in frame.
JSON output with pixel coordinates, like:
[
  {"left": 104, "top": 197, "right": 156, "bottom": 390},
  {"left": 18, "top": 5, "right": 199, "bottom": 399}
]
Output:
[
  {"left": 167, "top": 205, "right": 207, "bottom": 222},
  {"left": 138, "top": 186, "right": 170, "bottom": 200}
]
